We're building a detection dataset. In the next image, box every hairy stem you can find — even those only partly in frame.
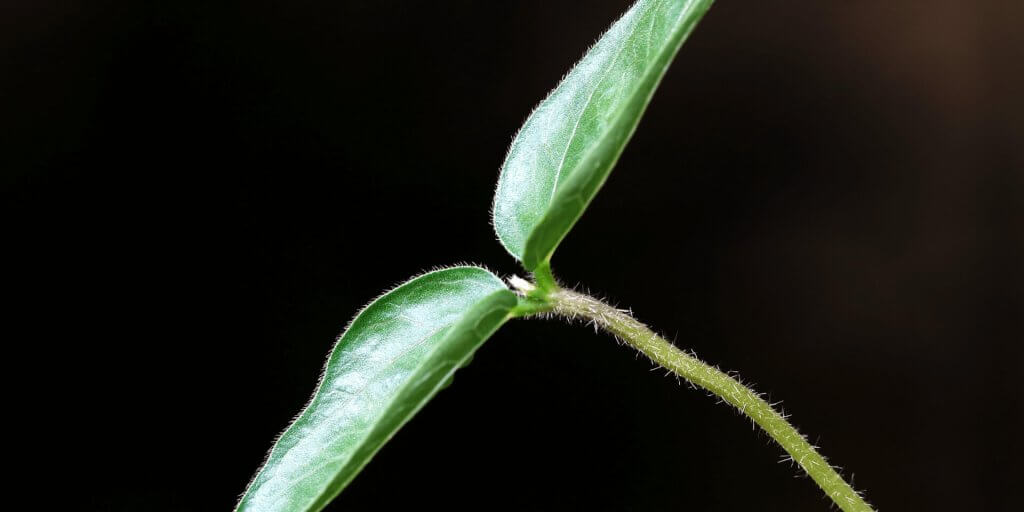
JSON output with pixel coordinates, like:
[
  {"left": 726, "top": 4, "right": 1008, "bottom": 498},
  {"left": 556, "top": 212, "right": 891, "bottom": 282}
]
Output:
[{"left": 524, "top": 283, "right": 874, "bottom": 512}]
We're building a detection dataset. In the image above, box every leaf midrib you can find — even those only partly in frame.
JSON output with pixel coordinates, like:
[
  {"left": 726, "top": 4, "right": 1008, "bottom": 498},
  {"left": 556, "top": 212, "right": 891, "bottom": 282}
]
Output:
[
  {"left": 526, "top": 1, "right": 695, "bottom": 264},
  {"left": 548, "top": 23, "right": 634, "bottom": 204},
  {"left": 265, "top": 324, "right": 449, "bottom": 509}
]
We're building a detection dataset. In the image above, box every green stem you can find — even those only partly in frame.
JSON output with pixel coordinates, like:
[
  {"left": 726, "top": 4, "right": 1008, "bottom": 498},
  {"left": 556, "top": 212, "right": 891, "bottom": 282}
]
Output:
[
  {"left": 536, "top": 285, "right": 874, "bottom": 512},
  {"left": 530, "top": 261, "right": 558, "bottom": 293}
]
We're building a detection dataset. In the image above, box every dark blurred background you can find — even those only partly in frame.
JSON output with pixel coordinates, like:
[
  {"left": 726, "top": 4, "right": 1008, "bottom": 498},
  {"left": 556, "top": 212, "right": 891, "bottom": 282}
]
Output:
[{"left": 4, "top": 0, "right": 1022, "bottom": 510}]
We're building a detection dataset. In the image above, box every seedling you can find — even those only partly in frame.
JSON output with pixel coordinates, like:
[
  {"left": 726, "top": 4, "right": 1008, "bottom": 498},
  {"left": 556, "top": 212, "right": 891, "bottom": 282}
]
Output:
[{"left": 237, "top": 1, "right": 875, "bottom": 510}]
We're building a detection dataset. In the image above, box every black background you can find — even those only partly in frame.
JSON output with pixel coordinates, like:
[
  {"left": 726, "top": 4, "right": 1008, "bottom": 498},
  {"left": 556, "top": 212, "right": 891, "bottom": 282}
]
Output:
[{"left": 4, "top": 1, "right": 1022, "bottom": 510}]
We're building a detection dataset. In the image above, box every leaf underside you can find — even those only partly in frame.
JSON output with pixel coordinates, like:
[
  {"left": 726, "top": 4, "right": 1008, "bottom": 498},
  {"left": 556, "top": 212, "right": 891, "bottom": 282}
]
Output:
[
  {"left": 237, "top": 266, "right": 516, "bottom": 512},
  {"left": 492, "top": 0, "right": 714, "bottom": 270}
]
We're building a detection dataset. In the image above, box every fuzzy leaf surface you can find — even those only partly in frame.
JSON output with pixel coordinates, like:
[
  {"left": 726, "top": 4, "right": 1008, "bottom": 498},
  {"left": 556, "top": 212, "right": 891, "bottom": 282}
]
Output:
[
  {"left": 237, "top": 266, "right": 516, "bottom": 512},
  {"left": 492, "top": 0, "right": 713, "bottom": 269}
]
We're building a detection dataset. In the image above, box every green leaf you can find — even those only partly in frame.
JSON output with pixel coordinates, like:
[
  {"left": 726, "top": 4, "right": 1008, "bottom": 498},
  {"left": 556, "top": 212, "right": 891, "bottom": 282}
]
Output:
[
  {"left": 492, "top": 0, "right": 713, "bottom": 270},
  {"left": 237, "top": 266, "right": 517, "bottom": 512}
]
